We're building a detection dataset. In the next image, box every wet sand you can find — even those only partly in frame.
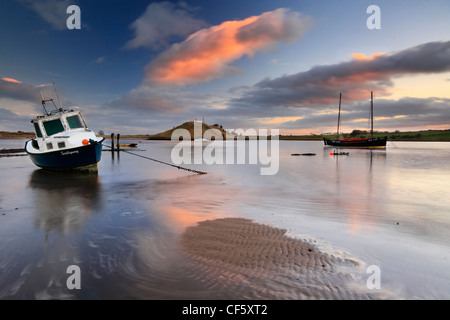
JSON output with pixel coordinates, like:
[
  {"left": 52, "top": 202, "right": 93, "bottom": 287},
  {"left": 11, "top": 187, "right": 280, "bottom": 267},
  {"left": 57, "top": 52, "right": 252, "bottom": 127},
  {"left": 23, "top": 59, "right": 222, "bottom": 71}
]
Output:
[
  {"left": 2, "top": 140, "right": 449, "bottom": 300},
  {"left": 181, "top": 218, "right": 381, "bottom": 299}
]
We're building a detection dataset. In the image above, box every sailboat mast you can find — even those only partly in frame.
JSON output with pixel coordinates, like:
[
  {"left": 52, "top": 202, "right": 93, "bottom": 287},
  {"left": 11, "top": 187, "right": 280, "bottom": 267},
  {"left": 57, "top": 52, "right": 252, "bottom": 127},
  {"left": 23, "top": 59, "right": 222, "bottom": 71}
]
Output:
[
  {"left": 370, "top": 91, "right": 374, "bottom": 137},
  {"left": 337, "top": 92, "right": 342, "bottom": 139}
]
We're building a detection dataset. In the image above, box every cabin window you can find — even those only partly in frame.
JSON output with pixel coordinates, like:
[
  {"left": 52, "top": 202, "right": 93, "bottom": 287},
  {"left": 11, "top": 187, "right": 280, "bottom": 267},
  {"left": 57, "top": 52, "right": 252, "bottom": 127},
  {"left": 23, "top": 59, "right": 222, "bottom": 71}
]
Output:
[
  {"left": 43, "top": 119, "right": 65, "bottom": 136},
  {"left": 58, "top": 142, "right": 66, "bottom": 149},
  {"left": 46, "top": 143, "right": 53, "bottom": 150},
  {"left": 33, "top": 122, "right": 43, "bottom": 138},
  {"left": 67, "top": 115, "right": 84, "bottom": 129}
]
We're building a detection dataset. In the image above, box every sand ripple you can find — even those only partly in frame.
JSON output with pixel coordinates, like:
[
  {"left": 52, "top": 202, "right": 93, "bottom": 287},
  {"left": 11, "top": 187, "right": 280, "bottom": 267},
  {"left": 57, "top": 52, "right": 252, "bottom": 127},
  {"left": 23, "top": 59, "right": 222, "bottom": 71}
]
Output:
[{"left": 181, "top": 218, "right": 380, "bottom": 299}]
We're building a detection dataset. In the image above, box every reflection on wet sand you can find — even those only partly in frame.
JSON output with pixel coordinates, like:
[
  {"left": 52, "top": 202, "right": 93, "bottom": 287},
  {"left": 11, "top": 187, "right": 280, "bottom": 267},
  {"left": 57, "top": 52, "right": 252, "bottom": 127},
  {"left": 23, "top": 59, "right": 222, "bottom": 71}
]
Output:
[
  {"left": 150, "top": 174, "right": 240, "bottom": 232},
  {"left": 29, "top": 169, "right": 102, "bottom": 238},
  {"left": 0, "top": 171, "right": 104, "bottom": 299},
  {"left": 1, "top": 141, "right": 448, "bottom": 299},
  {"left": 328, "top": 149, "right": 388, "bottom": 234}
]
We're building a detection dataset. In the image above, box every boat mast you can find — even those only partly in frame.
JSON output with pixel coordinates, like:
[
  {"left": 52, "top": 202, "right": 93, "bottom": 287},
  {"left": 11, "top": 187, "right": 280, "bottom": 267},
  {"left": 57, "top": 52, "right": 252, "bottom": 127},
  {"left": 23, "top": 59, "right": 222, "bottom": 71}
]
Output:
[
  {"left": 370, "top": 91, "right": 374, "bottom": 137},
  {"left": 336, "top": 92, "right": 342, "bottom": 139},
  {"left": 52, "top": 78, "right": 63, "bottom": 111}
]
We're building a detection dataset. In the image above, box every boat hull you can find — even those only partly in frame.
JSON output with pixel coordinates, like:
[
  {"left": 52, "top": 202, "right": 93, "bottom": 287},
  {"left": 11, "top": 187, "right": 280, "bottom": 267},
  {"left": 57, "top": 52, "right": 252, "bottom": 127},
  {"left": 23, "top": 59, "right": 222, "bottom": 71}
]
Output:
[
  {"left": 25, "top": 139, "right": 104, "bottom": 170},
  {"left": 323, "top": 137, "right": 387, "bottom": 148}
]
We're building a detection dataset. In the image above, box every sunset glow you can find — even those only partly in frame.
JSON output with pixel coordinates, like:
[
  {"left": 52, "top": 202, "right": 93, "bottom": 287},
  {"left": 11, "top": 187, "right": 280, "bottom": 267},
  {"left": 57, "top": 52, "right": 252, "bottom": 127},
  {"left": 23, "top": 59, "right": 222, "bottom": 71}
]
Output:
[
  {"left": 257, "top": 116, "right": 304, "bottom": 125},
  {"left": 352, "top": 52, "right": 385, "bottom": 61},
  {"left": 2, "top": 77, "right": 22, "bottom": 84},
  {"left": 1, "top": 1, "right": 450, "bottom": 134},
  {"left": 145, "top": 8, "right": 311, "bottom": 85}
]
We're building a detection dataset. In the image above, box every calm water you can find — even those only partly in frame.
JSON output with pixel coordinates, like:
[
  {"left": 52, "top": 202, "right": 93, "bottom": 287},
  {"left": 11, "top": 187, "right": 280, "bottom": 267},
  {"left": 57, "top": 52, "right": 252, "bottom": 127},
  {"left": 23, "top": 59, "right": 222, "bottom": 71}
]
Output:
[{"left": 0, "top": 139, "right": 449, "bottom": 299}]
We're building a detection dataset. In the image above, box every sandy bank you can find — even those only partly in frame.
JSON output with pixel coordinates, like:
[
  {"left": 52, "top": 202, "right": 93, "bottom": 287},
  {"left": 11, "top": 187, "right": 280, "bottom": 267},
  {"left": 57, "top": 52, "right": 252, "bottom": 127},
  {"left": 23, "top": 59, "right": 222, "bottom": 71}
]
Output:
[
  {"left": 0, "top": 132, "right": 34, "bottom": 139},
  {"left": 182, "top": 218, "right": 332, "bottom": 272},
  {"left": 181, "top": 218, "right": 382, "bottom": 299}
]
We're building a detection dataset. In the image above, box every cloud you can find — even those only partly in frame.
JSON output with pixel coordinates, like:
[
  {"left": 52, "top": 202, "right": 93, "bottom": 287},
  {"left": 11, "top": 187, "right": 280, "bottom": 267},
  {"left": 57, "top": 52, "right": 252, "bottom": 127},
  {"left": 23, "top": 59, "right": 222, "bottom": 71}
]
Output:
[
  {"left": 352, "top": 53, "right": 385, "bottom": 61},
  {"left": 246, "top": 97, "right": 450, "bottom": 133},
  {"left": 0, "top": 108, "right": 26, "bottom": 131},
  {"left": 125, "top": 1, "right": 207, "bottom": 50},
  {"left": 2, "top": 77, "right": 22, "bottom": 84},
  {"left": 338, "top": 97, "right": 450, "bottom": 131},
  {"left": 93, "top": 56, "right": 105, "bottom": 64},
  {"left": 231, "top": 40, "right": 450, "bottom": 110},
  {"left": 144, "top": 8, "right": 312, "bottom": 85},
  {"left": 17, "top": 0, "right": 73, "bottom": 31},
  {"left": 104, "top": 7, "right": 312, "bottom": 128},
  {"left": 106, "top": 85, "right": 190, "bottom": 114},
  {"left": 0, "top": 77, "right": 70, "bottom": 119},
  {"left": 0, "top": 77, "right": 42, "bottom": 102}
]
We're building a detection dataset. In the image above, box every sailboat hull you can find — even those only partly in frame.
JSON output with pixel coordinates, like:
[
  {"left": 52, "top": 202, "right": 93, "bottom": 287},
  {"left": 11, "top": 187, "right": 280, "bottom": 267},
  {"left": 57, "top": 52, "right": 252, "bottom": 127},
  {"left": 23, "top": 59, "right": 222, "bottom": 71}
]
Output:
[{"left": 323, "top": 137, "right": 387, "bottom": 148}]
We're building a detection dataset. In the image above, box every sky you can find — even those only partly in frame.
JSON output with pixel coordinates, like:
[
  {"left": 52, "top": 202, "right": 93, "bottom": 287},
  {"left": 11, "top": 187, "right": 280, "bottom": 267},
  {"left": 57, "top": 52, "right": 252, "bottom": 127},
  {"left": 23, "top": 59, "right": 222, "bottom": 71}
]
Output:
[{"left": 1, "top": 0, "right": 450, "bottom": 135}]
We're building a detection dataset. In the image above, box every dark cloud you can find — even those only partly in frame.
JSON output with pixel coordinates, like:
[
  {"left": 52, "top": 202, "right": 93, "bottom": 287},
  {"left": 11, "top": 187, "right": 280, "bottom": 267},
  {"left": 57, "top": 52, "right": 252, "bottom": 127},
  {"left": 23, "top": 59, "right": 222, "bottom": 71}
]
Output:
[
  {"left": 236, "top": 9, "right": 311, "bottom": 45},
  {"left": 275, "top": 97, "right": 450, "bottom": 132},
  {"left": 231, "top": 40, "right": 450, "bottom": 110},
  {"left": 0, "top": 108, "right": 29, "bottom": 131},
  {"left": 105, "top": 85, "right": 203, "bottom": 114},
  {"left": 125, "top": 1, "right": 207, "bottom": 50},
  {"left": 16, "top": 0, "right": 72, "bottom": 31},
  {"left": 0, "top": 78, "right": 42, "bottom": 103},
  {"left": 0, "top": 78, "right": 62, "bottom": 106}
]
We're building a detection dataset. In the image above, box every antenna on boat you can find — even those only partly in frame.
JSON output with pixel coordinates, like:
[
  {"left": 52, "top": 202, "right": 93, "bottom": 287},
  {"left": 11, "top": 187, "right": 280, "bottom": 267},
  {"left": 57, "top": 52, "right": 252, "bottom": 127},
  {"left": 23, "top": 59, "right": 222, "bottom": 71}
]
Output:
[
  {"left": 336, "top": 92, "right": 342, "bottom": 139},
  {"left": 40, "top": 91, "right": 49, "bottom": 115},
  {"left": 40, "top": 90, "right": 58, "bottom": 116},
  {"left": 51, "top": 78, "right": 63, "bottom": 111}
]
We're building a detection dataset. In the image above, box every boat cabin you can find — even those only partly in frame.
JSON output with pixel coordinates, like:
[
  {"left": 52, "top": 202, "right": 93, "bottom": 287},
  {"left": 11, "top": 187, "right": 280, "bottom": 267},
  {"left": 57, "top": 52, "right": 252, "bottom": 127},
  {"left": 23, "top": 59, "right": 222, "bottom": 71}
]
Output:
[
  {"left": 31, "top": 109, "right": 87, "bottom": 139},
  {"left": 28, "top": 109, "right": 98, "bottom": 153}
]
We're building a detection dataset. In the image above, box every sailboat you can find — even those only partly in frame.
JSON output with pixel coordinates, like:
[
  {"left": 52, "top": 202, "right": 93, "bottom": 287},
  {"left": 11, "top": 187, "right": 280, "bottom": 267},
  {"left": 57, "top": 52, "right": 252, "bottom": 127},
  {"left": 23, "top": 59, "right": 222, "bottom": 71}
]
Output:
[
  {"left": 323, "top": 92, "right": 387, "bottom": 148},
  {"left": 25, "top": 81, "right": 105, "bottom": 171}
]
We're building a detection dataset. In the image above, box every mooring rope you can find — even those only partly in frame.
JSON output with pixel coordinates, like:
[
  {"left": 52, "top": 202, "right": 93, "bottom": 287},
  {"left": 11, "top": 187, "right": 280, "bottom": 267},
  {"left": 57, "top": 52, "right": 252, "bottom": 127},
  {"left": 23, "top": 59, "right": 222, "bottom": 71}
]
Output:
[{"left": 102, "top": 144, "right": 207, "bottom": 175}]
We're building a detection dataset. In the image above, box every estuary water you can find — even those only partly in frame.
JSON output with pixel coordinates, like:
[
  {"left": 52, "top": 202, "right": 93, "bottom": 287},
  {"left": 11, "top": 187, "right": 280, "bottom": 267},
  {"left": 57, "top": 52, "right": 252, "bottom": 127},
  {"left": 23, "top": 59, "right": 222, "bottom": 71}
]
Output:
[{"left": 0, "top": 139, "right": 449, "bottom": 300}]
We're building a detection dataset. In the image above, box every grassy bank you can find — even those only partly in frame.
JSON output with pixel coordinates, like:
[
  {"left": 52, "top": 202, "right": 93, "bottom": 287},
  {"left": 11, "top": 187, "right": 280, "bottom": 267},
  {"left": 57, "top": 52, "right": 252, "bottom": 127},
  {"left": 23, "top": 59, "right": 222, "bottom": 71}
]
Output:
[
  {"left": 316, "top": 129, "right": 450, "bottom": 141},
  {"left": 2, "top": 129, "right": 450, "bottom": 142}
]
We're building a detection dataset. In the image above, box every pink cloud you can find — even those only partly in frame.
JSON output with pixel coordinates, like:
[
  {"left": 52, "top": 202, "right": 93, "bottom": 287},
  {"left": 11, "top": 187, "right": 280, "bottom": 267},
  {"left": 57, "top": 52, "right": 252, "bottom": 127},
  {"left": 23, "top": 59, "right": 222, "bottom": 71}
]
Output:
[
  {"left": 2, "top": 77, "right": 22, "bottom": 84},
  {"left": 352, "top": 52, "right": 385, "bottom": 61},
  {"left": 144, "top": 8, "right": 312, "bottom": 85}
]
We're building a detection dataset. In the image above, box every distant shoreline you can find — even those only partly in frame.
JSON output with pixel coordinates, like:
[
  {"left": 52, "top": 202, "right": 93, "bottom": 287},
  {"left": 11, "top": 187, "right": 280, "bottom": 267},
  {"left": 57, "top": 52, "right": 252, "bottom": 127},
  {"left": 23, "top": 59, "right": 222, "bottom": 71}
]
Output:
[
  {"left": 2, "top": 130, "right": 450, "bottom": 142},
  {"left": 0, "top": 131, "right": 35, "bottom": 140}
]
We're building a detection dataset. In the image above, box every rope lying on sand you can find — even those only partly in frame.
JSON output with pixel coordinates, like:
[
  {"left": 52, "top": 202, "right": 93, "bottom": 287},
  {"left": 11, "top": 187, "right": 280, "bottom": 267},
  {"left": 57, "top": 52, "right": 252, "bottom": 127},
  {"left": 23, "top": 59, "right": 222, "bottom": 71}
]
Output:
[{"left": 103, "top": 144, "right": 207, "bottom": 175}]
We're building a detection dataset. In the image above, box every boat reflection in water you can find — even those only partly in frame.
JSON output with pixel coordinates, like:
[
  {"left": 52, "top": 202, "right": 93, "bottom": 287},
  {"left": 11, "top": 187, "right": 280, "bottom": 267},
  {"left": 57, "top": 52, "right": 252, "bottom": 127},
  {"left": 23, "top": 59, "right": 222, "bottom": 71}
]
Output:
[{"left": 29, "top": 169, "right": 102, "bottom": 239}]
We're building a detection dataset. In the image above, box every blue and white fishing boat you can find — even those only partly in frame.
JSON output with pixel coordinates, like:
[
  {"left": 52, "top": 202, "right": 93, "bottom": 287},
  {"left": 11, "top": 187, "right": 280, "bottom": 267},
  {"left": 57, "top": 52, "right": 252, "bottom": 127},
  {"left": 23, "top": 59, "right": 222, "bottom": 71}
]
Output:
[{"left": 25, "top": 82, "right": 104, "bottom": 171}]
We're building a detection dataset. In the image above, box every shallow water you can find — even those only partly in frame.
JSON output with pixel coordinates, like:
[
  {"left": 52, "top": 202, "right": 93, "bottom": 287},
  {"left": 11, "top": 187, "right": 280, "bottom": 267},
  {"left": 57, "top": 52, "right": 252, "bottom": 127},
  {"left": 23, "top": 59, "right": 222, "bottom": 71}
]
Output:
[{"left": 0, "top": 139, "right": 449, "bottom": 299}]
